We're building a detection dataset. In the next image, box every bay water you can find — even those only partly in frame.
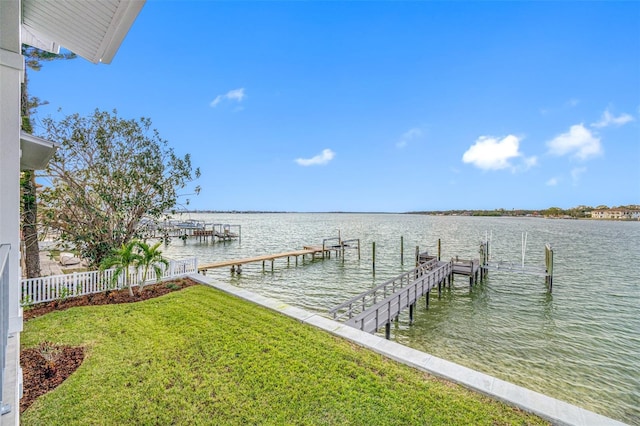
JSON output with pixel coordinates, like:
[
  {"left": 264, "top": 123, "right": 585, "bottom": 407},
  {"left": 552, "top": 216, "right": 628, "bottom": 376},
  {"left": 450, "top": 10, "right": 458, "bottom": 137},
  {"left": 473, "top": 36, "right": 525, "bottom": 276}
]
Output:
[{"left": 162, "top": 213, "right": 640, "bottom": 424}]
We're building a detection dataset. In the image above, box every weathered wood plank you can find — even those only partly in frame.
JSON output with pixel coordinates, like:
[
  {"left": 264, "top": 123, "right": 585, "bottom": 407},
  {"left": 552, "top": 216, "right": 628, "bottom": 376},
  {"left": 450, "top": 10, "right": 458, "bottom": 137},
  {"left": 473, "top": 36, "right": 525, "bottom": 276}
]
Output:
[{"left": 198, "top": 249, "right": 320, "bottom": 271}]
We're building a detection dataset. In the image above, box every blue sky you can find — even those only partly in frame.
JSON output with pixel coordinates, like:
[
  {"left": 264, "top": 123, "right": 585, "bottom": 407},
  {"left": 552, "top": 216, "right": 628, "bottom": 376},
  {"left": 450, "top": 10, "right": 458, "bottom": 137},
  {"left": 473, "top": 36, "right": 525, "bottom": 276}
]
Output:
[{"left": 30, "top": 1, "right": 639, "bottom": 212}]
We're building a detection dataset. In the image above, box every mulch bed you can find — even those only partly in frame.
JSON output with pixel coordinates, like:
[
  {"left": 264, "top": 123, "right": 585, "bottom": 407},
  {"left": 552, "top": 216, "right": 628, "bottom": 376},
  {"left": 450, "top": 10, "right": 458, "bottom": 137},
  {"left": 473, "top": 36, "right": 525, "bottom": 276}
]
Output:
[
  {"left": 20, "top": 277, "right": 198, "bottom": 413},
  {"left": 20, "top": 345, "right": 85, "bottom": 413},
  {"left": 24, "top": 277, "right": 197, "bottom": 321}
]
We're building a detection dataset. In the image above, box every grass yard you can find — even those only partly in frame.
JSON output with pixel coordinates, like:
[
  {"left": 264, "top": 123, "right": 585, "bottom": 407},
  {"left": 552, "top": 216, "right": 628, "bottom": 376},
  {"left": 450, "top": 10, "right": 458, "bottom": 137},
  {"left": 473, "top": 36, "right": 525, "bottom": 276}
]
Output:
[{"left": 21, "top": 284, "right": 549, "bottom": 425}]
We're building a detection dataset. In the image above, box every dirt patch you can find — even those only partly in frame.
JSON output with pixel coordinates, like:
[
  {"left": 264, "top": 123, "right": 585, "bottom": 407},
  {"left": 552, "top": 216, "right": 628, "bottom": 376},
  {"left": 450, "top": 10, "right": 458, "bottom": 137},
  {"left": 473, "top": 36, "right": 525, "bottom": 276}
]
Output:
[{"left": 20, "top": 277, "right": 198, "bottom": 413}]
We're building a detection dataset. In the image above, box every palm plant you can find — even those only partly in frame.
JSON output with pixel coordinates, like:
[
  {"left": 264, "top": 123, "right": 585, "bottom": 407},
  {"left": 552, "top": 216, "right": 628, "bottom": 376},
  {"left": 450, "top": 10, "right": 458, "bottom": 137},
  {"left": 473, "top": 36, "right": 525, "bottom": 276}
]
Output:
[
  {"left": 135, "top": 240, "right": 169, "bottom": 294},
  {"left": 100, "top": 240, "right": 142, "bottom": 297}
]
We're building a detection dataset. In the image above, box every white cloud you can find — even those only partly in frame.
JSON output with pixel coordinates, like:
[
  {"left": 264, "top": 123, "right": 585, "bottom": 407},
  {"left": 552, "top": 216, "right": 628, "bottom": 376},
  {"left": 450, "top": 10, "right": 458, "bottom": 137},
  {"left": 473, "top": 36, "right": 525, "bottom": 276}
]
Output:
[
  {"left": 566, "top": 98, "right": 580, "bottom": 107},
  {"left": 571, "top": 167, "right": 587, "bottom": 185},
  {"left": 295, "top": 149, "right": 335, "bottom": 166},
  {"left": 396, "top": 127, "right": 423, "bottom": 148},
  {"left": 591, "top": 109, "right": 634, "bottom": 128},
  {"left": 546, "top": 177, "right": 559, "bottom": 186},
  {"left": 546, "top": 124, "right": 601, "bottom": 160},
  {"left": 540, "top": 98, "right": 579, "bottom": 115},
  {"left": 210, "top": 88, "right": 246, "bottom": 107},
  {"left": 522, "top": 156, "right": 538, "bottom": 169},
  {"left": 462, "top": 135, "right": 535, "bottom": 171}
]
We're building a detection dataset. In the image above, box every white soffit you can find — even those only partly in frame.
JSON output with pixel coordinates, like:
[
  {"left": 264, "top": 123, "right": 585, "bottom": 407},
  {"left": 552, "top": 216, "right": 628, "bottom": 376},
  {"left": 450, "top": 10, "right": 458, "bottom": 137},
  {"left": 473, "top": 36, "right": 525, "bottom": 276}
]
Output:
[
  {"left": 21, "top": 0, "right": 145, "bottom": 64},
  {"left": 20, "top": 131, "right": 59, "bottom": 171}
]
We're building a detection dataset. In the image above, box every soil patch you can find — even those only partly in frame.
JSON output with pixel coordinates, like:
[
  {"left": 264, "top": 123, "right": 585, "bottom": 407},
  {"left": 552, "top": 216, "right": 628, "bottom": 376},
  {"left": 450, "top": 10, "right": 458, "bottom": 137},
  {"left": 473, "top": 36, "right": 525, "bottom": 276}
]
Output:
[{"left": 21, "top": 277, "right": 198, "bottom": 413}]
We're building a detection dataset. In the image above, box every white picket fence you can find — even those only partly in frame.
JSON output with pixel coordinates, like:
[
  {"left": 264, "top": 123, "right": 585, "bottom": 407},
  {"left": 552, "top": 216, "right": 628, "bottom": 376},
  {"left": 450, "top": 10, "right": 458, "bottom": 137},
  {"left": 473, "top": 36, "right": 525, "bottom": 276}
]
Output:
[{"left": 21, "top": 257, "right": 198, "bottom": 305}]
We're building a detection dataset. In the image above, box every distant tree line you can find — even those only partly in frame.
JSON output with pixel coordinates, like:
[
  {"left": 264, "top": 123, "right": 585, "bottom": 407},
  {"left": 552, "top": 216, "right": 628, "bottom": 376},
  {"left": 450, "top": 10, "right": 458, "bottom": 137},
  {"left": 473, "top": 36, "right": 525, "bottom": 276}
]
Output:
[{"left": 407, "top": 205, "right": 640, "bottom": 218}]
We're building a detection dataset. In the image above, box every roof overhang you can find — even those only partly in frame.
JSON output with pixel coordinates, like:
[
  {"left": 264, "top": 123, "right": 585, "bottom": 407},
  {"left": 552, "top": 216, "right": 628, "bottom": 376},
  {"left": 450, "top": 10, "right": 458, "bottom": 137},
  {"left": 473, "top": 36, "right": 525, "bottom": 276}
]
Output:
[
  {"left": 20, "top": 131, "right": 59, "bottom": 170},
  {"left": 21, "top": 0, "right": 145, "bottom": 64}
]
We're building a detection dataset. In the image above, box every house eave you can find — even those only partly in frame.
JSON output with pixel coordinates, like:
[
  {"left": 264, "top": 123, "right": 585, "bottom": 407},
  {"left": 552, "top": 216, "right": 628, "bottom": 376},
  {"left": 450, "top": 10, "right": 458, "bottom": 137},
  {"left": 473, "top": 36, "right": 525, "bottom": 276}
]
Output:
[
  {"left": 21, "top": 0, "right": 146, "bottom": 64},
  {"left": 20, "top": 131, "right": 59, "bottom": 171}
]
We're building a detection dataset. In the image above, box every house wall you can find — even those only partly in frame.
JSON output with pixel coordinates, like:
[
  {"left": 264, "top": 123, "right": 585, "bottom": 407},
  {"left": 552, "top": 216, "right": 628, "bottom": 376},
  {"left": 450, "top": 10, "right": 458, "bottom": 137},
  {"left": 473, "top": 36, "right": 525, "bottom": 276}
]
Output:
[{"left": 0, "top": 1, "right": 24, "bottom": 424}]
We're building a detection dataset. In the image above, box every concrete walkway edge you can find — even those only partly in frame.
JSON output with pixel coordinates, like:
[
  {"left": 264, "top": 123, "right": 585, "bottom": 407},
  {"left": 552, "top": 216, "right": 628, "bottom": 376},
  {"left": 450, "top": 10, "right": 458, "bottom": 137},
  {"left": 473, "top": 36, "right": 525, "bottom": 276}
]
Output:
[{"left": 189, "top": 274, "right": 627, "bottom": 426}]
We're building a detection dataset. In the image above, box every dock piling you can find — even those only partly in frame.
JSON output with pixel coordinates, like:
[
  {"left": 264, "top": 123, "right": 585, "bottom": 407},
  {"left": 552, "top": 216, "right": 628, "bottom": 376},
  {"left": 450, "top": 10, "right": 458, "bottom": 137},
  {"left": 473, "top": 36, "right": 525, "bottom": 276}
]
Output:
[
  {"left": 372, "top": 242, "right": 376, "bottom": 274},
  {"left": 545, "top": 244, "right": 554, "bottom": 293}
]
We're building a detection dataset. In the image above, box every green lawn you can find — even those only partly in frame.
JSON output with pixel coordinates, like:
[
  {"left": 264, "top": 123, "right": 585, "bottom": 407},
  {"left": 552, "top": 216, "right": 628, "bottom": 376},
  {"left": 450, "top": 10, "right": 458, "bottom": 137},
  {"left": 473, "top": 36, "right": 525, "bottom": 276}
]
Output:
[{"left": 22, "top": 284, "right": 548, "bottom": 425}]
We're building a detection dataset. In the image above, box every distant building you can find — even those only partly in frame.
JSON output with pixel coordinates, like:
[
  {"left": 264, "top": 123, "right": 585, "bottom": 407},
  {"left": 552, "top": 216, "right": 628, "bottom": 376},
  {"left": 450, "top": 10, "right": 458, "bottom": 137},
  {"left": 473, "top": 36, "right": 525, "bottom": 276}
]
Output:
[{"left": 590, "top": 209, "right": 640, "bottom": 220}]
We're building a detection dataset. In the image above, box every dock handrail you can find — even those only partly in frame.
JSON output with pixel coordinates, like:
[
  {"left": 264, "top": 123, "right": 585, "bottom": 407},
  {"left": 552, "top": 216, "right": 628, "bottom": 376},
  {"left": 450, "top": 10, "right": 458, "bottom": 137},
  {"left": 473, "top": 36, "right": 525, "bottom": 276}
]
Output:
[
  {"left": 329, "top": 257, "right": 442, "bottom": 322},
  {"left": 322, "top": 237, "right": 341, "bottom": 251},
  {"left": 340, "top": 238, "right": 360, "bottom": 248},
  {"left": 346, "top": 261, "right": 453, "bottom": 333}
]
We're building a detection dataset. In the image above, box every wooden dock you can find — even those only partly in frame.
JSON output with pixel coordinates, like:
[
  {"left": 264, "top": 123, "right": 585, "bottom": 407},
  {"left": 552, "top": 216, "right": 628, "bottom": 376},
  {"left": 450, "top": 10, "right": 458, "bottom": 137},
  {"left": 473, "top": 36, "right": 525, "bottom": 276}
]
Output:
[
  {"left": 452, "top": 258, "right": 481, "bottom": 286},
  {"left": 198, "top": 248, "right": 324, "bottom": 274},
  {"left": 329, "top": 238, "right": 555, "bottom": 339},
  {"left": 141, "top": 220, "right": 241, "bottom": 244},
  {"left": 418, "top": 252, "right": 481, "bottom": 287},
  {"left": 330, "top": 258, "right": 453, "bottom": 339},
  {"left": 198, "top": 238, "right": 360, "bottom": 274}
]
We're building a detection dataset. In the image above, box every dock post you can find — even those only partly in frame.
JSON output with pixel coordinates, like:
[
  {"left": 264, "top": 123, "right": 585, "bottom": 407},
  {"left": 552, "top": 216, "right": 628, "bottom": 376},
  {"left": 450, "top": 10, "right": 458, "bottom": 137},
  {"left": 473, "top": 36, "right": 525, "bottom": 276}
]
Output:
[
  {"left": 357, "top": 239, "right": 361, "bottom": 260},
  {"left": 296, "top": 256, "right": 298, "bottom": 266},
  {"left": 271, "top": 260, "right": 274, "bottom": 272},
  {"left": 426, "top": 290, "right": 430, "bottom": 309},
  {"left": 372, "top": 242, "right": 376, "bottom": 274},
  {"left": 438, "top": 239, "right": 441, "bottom": 261},
  {"left": 415, "top": 246, "right": 419, "bottom": 267},
  {"left": 409, "top": 303, "right": 415, "bottom": 324},
  {"left": 262, "top": 260, "right": 265, "bottom": 273},
  {"left": 400, "top": 236, "right": 404, "bottom": 265},
  {"left": 545, "top": 244, "right": 554, "bottom": 293},
  {"left": 385, "top": 322, "right": 391, "bottom": 340}
]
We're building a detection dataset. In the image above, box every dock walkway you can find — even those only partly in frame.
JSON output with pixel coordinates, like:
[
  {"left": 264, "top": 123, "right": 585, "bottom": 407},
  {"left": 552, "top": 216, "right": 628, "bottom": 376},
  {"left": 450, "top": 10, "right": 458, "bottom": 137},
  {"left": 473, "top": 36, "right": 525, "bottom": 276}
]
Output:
[
  {"left": 330, "top": 258, "right": 453, "bottom": 338},
  {"left": 198, "top": 248, "right": 324, "bottom": 274},
  {"left": 198, "top": 239, "right": 360, "bottom": 274},
  {"left": 419, "top": 253, "right": 482, "bottom": 287}
]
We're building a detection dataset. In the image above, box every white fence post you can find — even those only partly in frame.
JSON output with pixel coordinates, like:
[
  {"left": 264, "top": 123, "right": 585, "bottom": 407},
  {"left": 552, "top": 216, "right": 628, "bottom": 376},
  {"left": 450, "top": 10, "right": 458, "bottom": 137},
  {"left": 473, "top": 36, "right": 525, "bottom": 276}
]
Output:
[{"left": 20, "top": 257, "right": 197, "bottom": 305}]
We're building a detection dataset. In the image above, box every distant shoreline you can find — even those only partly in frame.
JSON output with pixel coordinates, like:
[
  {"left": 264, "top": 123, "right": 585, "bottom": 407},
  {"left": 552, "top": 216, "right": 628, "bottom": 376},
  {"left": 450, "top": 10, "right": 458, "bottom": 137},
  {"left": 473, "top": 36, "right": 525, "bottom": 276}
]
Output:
[{"left": 177, "top": 209, "right": 640, "bottom": 221}]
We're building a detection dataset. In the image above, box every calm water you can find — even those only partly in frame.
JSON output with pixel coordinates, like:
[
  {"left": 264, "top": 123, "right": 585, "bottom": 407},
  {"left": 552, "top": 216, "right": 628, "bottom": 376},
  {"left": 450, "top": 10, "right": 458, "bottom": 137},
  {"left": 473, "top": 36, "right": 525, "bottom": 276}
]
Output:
[{"left": 162, "top": 213, "right": 640, "bottom": 424}]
